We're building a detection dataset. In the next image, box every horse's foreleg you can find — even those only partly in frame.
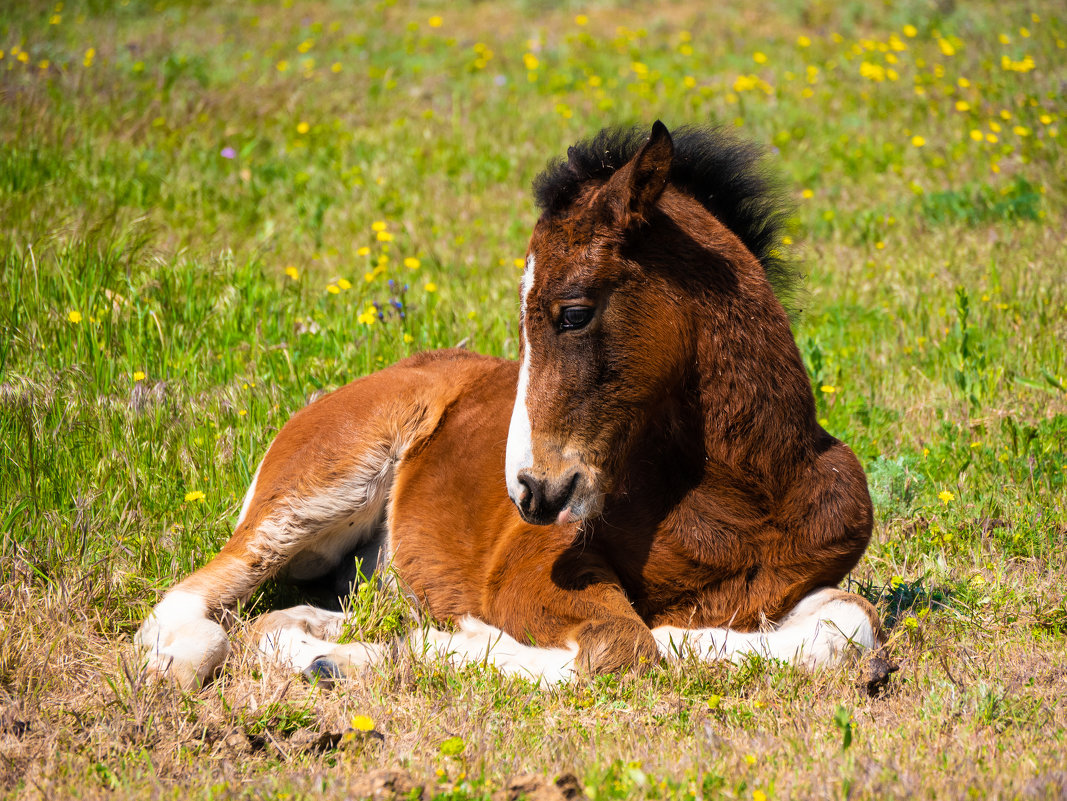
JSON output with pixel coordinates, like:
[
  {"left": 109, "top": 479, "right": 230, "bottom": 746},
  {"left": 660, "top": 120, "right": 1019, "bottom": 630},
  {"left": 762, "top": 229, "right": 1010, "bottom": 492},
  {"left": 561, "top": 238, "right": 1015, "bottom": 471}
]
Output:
[{"left": 652, "top": 587, "right": 881, "bottom": 668}]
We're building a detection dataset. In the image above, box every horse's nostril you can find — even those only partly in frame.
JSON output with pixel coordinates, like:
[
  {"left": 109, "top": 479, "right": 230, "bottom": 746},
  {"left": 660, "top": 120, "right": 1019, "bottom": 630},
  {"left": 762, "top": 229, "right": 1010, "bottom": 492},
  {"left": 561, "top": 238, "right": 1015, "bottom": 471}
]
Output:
[{"left": 516, "top": 473, "right": 542, "bottom": 518}]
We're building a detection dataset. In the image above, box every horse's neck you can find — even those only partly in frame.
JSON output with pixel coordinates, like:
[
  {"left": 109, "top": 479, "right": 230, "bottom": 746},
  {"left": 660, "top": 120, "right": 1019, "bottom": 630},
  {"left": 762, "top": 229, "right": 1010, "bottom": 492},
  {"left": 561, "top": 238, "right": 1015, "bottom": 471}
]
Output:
[{"left": 692, "top": 281, "right": 816, "bottom": 486}]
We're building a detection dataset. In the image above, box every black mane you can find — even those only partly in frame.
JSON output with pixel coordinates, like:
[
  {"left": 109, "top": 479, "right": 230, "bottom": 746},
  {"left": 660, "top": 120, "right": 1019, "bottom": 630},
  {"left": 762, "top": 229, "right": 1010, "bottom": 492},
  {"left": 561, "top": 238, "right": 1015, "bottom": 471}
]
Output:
[{"left": 533, "top": 124, "right": 800, "bottom": 309}]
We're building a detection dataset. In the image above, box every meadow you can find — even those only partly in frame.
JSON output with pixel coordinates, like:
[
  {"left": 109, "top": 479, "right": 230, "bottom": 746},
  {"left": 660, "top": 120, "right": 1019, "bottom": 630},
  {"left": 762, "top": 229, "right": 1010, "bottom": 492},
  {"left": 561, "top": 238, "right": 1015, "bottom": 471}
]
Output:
[{"left": 1, "top": 0, "right": 1066, "bottom": 798}]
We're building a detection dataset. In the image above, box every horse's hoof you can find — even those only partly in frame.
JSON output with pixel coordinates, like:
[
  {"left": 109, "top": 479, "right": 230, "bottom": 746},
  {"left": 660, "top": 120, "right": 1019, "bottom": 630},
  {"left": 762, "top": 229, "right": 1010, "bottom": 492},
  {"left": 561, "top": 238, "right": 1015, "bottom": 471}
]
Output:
[{"left": 303, "top": 656, "right": 342, "bottom": 688}]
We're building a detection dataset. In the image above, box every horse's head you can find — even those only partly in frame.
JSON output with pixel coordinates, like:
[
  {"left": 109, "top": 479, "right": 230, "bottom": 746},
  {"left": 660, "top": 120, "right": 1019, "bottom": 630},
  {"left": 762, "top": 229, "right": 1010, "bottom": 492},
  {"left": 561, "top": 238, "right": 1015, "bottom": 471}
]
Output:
[{"left": 506, "top": 121, "right": 697, "bottom": 526}]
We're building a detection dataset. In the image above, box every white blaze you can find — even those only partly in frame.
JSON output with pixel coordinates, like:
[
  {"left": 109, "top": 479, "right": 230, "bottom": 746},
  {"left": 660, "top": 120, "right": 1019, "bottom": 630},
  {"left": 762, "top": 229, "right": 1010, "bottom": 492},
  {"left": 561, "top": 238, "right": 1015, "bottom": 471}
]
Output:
[{"left": 505, "top": 254, "right": 536, "bottom": 505}]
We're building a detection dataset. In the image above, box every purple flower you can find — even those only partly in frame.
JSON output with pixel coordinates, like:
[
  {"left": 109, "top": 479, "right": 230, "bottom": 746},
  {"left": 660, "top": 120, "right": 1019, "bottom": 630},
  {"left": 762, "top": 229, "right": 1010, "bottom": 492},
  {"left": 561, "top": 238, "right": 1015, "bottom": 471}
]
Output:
[{"left": 220, "top": 146, "right": 237, "bottom": 160}]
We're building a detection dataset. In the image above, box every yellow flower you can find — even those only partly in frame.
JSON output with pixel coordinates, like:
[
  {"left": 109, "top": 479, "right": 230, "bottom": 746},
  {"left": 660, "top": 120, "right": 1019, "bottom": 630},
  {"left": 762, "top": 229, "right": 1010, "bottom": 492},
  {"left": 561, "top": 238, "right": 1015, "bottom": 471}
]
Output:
[
  {"left": 337, "top": 278, "right": 352, "bottom": 290},
  {"left": 801, "top": 188, "right": 814, "bottom": 199},
  {"left": 403, "top": 333, "right": 414, "bottom": 344},
  {"left": 902, "top": 24, "right": 918, "bottom": 37},
  {"left": 969, "top": 129, "right": 983, "bottom": 141},
  {"left": 185, "top": 490, "right": 206, "bottom": 503},
  {"left": 276, "top": 59, "right": 289, "bottom": 72},
  {"left": 238, "top": 409, "right": 247, "bottom": 416},
  {"left": 744, "top": 754, "right": 757, "bottom": 766},
  {"left": 955, "top": 100, "right": 970, "bottom": 112},
  {"left": 331, "top": 62, "right": 341, "bottom": 73},
  {"left": 820, "top": 385, "right": 836, "bottom": 394},
  {"left": 890, "top": 575, "right": 904, "bottom": 590},
  {"left": 296, "top": 121, "right": 310, "bottom": 134},
  {"left": 523, "top": 53, "right": 539, "bottom": 71},
  {"left": 284, "top": 265, "right": 299, "bottom": 281},
  {"left": 797, "top": 35, "right": 811, "bottom": 47},
  {"left": 753, "top": 51, "right": 767, "bottom": 64},
  {"left": 424, "top": 282, "right": 437, "bottom": 293},
  {"left": 67, "top": 310, "right": 83, "bottom": 323},
  {"left": 574, "top": 14, "right": 588, "bottom": 25},
  {"left": 938, "top": 490, "right": 954, "bottom": 504},
  {"left": 357, "top": 307, "right": 377, "bottom": 325},
  {"left": 357, "top": 246, "right": 371, "bottom": 256},
  {"left": 371, "top": 220, "right": 387, "bottom": 232},
  {"left": 404, "top": 257, "right": 420, "bottom": 269},
  {"left": 351, "top": 715, "right": 375, "bottom": 732},
  {"left": 133, "top": 371, "right": 146, "bottom": 381},
  {"left": 911, "top": 135, "right": 926, "bottom": 147},
  {"left": 428, "top": 15, "right": 443, "bottom": 27},
  {"left": 83, "top": 47, "right": 95, "bottom": 67},
  {"left": 326, "top": 284, "right": 340, "bottom": 294},
  {"left": 513, "top": 257, "right": 525, "bottom": 268},
  {"left": 376, "top": 231, "right": 394, "bottom": 242},
  {"left": 753, "top": 791, "right": 768, "bottom": 801}
]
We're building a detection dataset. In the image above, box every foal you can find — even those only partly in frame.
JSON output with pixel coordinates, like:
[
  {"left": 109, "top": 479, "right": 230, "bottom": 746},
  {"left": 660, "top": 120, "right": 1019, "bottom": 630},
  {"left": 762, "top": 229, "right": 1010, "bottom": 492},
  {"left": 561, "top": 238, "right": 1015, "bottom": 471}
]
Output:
[{"left": 137, "top": 122, "right": 880, "bottom": 688}]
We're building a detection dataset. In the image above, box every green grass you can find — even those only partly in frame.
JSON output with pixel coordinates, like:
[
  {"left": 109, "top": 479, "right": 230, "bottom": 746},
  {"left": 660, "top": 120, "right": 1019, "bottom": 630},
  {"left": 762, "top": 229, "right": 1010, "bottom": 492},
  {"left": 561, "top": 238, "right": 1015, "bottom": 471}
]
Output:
[{"left": 1, "top": 0, "right": 1066, "bottom": 798}]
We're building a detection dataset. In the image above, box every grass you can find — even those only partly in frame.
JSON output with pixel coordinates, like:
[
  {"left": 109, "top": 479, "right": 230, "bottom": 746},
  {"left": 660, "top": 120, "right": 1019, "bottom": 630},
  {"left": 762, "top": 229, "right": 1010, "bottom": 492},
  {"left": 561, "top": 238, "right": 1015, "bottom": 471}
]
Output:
[{"left": 1, "top": 0, "right": 1066, "bottom": 797}]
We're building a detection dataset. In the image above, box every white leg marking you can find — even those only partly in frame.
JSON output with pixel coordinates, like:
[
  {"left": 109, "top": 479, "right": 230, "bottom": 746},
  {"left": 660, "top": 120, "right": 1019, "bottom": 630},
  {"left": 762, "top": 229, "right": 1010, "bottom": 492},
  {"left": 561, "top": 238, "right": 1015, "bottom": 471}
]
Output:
[
  {"left": 505, "top": 253, "right": 536, "bottom": 504},
  {"left": 256, "top": 605, "right": 386, "bottom": 674},
  {"left": 259, "top": 632, "right": 384, "bottom": 673},
  {"left": 135, "top": 590, "right": 230, "bottom": 688},
  {"left": 411, "top": 616, "right": 578, "bottom": 687},
  {"left": 652, "top": 589, "right": 877, "bottom": 669}
]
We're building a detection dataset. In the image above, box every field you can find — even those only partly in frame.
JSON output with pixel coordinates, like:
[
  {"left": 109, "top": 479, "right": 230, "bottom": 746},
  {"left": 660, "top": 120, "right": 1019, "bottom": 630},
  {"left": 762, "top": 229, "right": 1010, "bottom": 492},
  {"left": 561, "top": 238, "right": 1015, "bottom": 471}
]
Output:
[{"left": 2, "top": 0, "right": 1066, "bottom": 797}]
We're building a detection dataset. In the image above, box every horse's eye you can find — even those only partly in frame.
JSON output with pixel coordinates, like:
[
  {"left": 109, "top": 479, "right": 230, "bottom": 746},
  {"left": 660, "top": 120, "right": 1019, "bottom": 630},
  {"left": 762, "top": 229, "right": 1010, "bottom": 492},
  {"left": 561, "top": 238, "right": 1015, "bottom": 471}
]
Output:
[{"left": 559, "top": 306, "right": 594, "bottom": 331}]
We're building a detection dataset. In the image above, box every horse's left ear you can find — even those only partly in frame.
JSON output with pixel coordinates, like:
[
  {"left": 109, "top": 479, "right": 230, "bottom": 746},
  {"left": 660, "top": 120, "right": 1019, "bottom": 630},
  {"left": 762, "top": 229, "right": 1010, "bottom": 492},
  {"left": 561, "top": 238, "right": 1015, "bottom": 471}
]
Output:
[{"left": 610, "top": 120, "right": 674, "bottom": 228}]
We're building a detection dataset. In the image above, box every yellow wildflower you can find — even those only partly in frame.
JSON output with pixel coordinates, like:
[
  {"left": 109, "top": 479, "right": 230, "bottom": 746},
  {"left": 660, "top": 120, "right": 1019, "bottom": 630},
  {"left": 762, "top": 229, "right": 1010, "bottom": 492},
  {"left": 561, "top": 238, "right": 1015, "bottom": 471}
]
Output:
[
  {"left": 428, "top": 15, "right": 443, "bottom": 27},
  {"left": 938, "top": 490, "right": 954, "bottom": 504},
  {"left": 424, "top": 282, "right": 437, "bottom": 293},
  {"left": 133, "top": 371, "right": 146, "bottom": 381},
  {"left": 351, "top": 715, "right": 375, "bottom": 732},
  {"left": 296, "top": 121, "right": 309, "bottom": 134},
  {"left": 337, "top": 278, "right": 352, "bottom": 290},
  {"left": 911, "top": 135, "right": 926, "bottom": 147},
  {"left": 404, "top": 257, "right": 421, "bottom": 269},
  {"left": 185, "top": 490, "right": 206, "bottom": 503},
  {"left": 326, "top": 284, "right": 340, "bottom": 294},
  {"left": 67, "top": 310, "right": 83, "bottom": 323}
]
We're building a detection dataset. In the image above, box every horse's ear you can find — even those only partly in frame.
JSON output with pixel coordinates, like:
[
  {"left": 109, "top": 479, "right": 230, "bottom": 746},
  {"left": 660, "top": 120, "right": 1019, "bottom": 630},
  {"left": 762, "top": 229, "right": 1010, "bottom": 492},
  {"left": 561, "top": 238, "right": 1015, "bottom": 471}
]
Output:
[{"left": 610, "top": 121, "right": 674, "bottom": 228}]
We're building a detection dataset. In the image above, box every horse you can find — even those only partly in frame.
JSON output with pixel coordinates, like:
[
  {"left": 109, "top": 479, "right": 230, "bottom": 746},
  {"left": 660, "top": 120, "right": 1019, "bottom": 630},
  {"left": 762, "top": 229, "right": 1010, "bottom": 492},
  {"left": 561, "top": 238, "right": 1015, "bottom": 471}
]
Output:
[{"left": 136, "top": 121, "right": 881, "bottom": 689}]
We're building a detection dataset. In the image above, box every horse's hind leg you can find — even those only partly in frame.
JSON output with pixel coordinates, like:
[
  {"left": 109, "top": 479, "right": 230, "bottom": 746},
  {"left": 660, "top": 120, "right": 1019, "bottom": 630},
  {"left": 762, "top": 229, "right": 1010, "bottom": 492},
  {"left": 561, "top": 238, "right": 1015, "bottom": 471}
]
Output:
[
  {"left": 136, "top": 375, "right": 451, "bottom": 689},
  {"left": 253, "top": 605, "right": 389, "bottom": 684}
]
